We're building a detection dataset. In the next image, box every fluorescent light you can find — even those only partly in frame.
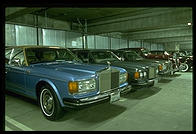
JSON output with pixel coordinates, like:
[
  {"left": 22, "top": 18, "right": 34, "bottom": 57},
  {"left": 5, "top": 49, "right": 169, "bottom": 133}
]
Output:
[{"left": 188, "top": 22, "right": 192, "bottom": 26}]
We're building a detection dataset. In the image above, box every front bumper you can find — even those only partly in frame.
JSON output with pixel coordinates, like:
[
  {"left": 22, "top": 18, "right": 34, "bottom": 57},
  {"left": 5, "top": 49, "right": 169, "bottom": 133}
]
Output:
[
  {"left": 63, "top": 85, "right": 130, "bottom": 107},
  {"left": 158, "top": 69, "right": 171, "bottom": 75},
  {"left": 131, "top": 77, "right": 158, "bottom": 86}
]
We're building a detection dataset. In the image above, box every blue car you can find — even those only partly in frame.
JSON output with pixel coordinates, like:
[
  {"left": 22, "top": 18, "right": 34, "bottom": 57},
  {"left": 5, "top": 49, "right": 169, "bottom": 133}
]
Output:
[{"left": 5, "top": 46, "right": 129, "bottom": 120}]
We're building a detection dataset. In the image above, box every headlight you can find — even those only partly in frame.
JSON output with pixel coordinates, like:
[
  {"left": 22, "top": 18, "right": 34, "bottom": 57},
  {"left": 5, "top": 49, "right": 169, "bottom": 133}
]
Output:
[
  {"left": 140, "top": 72, "right": 143, "bottom": 77},
  {"left": 156, "top": 69, "right": 159, "bottom": 74},
  {"left": 119, "top": 72, "right": 128, "bottom": 84},
  {"left": 78, "top": 78, "right": 96, "bottom": 92},
  {"left": 68, "top": 78, "right": 96, "bottom": 94},
  {"left": 143, "top": 71, "right": 147, "bottom": 77}
]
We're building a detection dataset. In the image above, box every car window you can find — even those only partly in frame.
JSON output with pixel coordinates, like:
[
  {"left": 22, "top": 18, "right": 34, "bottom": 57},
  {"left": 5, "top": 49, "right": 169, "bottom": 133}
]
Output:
[
  {"left": 5, "top": 48, "right": 12, "bottom": 63},
  {"left": 10, "top": 50, "right": 25, "bottom": 66},
  {"left": 91, "top": 51, "right": 118, "bottom": 63},
  {"left": 25, "top": 48, "right": 82, "bottom": 65},
  {"left": 124, "top": 51, "right": 143, "bottom": 61},
  {"left": 77, "top": 51, "right": 89, "bottom": 63}
]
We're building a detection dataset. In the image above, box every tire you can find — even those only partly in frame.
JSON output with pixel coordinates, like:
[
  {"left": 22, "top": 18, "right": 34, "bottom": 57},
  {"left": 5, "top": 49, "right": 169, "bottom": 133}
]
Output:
[
  {"left": 39, "top": 84, "right": 63, "bottom": 121},
  {"left": 179, "top": 63, "right": 189, "bottom": 72}
]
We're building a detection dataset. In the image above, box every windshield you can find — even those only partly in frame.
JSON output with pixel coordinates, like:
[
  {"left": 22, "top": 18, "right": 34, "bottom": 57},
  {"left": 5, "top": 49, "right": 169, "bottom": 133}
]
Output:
[
  {"left": 91, "top": 51, "right": 119, "bottom": 63},
  {"left": 25, "top": 48, "right": 82, "bottom": 65},
  {"left": 124, "top": 51, "right": 143, "bottom": 61}
]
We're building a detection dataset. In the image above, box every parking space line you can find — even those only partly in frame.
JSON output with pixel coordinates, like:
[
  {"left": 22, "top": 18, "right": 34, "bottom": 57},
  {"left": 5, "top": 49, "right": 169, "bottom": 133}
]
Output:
[
  {"left": 5, "top": 116, "right": 34, "bottom": 131},
  {"left": 5, "top": 126, "right": 13, "bottom": 131}
]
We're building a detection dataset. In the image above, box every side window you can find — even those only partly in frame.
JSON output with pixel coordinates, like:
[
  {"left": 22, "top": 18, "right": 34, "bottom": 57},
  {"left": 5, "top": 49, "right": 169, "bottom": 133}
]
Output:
[
  {"left": 78, "top": 52, "right": 89, "bottom": 63},
  {"left": 10, "top": 48, "right": 25, "bottom": 66},
  {"left": 89, "top": 53, "right": 95, "bottom": 63},
  {"left": 5, "top": 49, "right": 12, "bottom": 64}
]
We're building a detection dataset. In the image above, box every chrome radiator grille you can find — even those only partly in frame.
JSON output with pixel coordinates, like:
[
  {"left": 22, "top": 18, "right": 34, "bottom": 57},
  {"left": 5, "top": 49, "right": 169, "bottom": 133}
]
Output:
[
  {"left": 98, "top": 68, "right": 119, "bottom": 92},
  {"left": 148, "top": 67, "right": 156, "bottom": 79}
]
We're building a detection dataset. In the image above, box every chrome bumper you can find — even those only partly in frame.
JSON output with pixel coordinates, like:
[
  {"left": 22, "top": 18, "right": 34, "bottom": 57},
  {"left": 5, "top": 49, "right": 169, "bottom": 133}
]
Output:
[
  {"left": 158, "top": 69, "right": 171, "bottom": 75},
  {"left": 132, "top": 77, "right": 158, "bottom": 86},
  {"left": 63, "top": 86, "right": 129, "bottom": 107},
  {"left": 120, "top": 85, "right": 132, "bottom": 94}
]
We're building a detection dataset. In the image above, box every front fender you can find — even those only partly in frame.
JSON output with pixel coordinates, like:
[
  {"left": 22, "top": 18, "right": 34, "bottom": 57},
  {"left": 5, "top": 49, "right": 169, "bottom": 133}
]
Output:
[{"left": 36, "top": 78, "right": 64, "bottom": 107}]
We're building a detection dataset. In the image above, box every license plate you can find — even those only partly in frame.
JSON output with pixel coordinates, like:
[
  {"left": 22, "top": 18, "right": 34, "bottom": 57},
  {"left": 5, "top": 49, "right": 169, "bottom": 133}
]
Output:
[{"left": 110, "top": 91, "right": 120, "bottom": 103}]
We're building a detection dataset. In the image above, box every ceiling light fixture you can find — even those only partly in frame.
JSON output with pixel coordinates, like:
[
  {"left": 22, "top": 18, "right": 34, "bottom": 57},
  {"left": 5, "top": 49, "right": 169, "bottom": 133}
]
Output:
[{"left": 187, "top": 22, "right": 192, "bottom": 26}]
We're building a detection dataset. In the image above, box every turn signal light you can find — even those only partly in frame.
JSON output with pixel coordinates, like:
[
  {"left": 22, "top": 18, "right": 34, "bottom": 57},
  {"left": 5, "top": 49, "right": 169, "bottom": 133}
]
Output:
[
  {"left": 134, "top": 72, "right": 140, "bottom": 79},
  {"left": 68, "top": 82, "right": 78, "bottom": 94},
  {"left": 158, "top": 65, "right": 163, "bottom": 71},
  {"left": 126, "top": 72, "right": 128, "bottom": 81}
]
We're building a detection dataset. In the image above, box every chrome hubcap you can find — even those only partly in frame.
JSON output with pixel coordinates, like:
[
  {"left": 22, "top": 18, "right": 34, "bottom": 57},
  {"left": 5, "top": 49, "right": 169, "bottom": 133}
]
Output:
[{"left": 40, "top": 88, "right": 54, "bottom": 116}]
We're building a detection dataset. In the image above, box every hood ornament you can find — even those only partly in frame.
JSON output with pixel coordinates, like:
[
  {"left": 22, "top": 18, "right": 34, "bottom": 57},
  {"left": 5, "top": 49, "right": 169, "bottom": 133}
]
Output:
[{"left": 107, "top": 61, "right": 111, "bottom": 70}]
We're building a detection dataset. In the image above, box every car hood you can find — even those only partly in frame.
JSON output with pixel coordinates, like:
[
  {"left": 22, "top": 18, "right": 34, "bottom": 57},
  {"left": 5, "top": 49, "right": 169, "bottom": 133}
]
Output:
[
  {"left": 99, "top": 60, "right": 145, "bottom": 71},
  {"left": 30, "top": 61, "right": 109, "bottom": 81}
]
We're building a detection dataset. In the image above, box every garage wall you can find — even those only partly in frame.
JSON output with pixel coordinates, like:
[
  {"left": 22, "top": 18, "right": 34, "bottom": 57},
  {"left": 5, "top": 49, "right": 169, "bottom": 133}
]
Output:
[
  {"left": 5, "top": 23, "right": 83, "bottom": 48},
  {"left": 119, "top": 39, "right": 128, "bottom": 49},
  {"left": 111, "top": 38, "right": 120, "bottom": 49},
  {"left": 87, "top": 35, "right": 95, "bottom": 48},
  {"left": 5, "top": 23, "right": 165, "bottom": 51},
  {"left": 129, "top": 40, "right": 142, "bottom": 48},
  {"left": 41, "top": 29, "right": 65, "bottom": 47},
  {"left": 95, "top": 35, "right": 109, "bottom": 49},
  {"left": 15, "top": 25, "right": 37, "bottom": 46},
  {"left": 5, "top": 24, "right": 16, "bottom": 46},
  {"left": 65, "top": 31, "right": 83, "bottom": 48}
]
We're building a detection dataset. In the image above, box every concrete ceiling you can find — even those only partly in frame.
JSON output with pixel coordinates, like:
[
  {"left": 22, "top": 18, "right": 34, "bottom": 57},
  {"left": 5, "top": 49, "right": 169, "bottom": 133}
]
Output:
[{"left": 5, "top": 7, "right": 192, "bottom": 47}]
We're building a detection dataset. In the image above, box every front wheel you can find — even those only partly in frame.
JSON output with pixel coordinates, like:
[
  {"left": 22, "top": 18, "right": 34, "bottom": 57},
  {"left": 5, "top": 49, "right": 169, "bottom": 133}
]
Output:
[
  {"left": 179, "top": 63, "right": 189, "bottom": 72},
  {"left": 39, "top": 85, "right": 63, "bottom": 121}
]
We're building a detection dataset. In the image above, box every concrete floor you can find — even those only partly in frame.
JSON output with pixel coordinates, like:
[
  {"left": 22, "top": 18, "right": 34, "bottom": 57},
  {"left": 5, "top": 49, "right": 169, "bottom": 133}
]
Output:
[{"left": 4, "top": 72, "right": 193, "bottom": 131}]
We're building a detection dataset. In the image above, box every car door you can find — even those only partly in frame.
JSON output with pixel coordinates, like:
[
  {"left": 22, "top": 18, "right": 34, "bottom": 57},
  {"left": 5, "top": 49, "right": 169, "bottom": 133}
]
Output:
[{"left": 5, "top": 48, "right": 27, "bottom": 94}]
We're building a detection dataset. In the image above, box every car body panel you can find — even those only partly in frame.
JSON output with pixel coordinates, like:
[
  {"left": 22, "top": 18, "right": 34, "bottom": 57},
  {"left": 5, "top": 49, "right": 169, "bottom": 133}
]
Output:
[
  {"left": 5, "top": 46, "right": 128, "bottom": 108},
  {"left": 71, "top": 49, "right": 158, "bottom": 87},
  {"left": 119, "top": 48, "right": 173, "bottom": 75}
]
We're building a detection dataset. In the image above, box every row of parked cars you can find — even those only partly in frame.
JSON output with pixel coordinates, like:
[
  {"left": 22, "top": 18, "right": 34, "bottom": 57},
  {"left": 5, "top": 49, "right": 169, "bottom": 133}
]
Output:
[{"left": 5, "top": 46, "right": 192, "bottom": 121}]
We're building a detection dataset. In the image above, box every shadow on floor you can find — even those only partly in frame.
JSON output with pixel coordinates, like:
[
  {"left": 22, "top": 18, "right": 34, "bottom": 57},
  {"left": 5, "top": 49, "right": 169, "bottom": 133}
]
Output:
[
  {"left": 58, "top": 102, "right": 127, "bottom": 123},
  {"left": 5, "top": 91, "right": 38, "bottom": 106},
  {"left": 123, "top": 86, "right": 162, "bottom": 100},
  {"left": 6, "top": 90, "right": 126, "bottom": 123},
  {"left": 168, "top": 73, "right": 181, "bottom": 77},
  {"left": 158, "top": 78, "right": 173, "bottom": 83}
]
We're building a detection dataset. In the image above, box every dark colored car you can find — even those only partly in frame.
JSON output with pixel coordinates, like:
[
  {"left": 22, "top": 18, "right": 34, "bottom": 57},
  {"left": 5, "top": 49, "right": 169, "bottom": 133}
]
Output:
[
  {"left": 5, "top": 46, "right": 129, "bottom": 120},
  {"left": 71, "top": 49, "right": 159, "bottom": 88},
  {"left": 149, "top": 50, "right": 172, "bottom": 60},
  {"left": 119, "top": 48, "right": 174, "bottom": 75},
  {"left": 149, "top": 50, "right": 179, "bottom": 73},
  {"left": 111, "top": 49, "right": 165, "bottom": 75}
]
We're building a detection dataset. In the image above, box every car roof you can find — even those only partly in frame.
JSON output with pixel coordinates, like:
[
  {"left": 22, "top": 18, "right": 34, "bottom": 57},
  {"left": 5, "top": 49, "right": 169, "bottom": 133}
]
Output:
[
  {"left": 5, "top": 45, "right": 67, "bottom": 49},
  {"left": 72, "top": 49, "right": 112, "bottom": 52}
]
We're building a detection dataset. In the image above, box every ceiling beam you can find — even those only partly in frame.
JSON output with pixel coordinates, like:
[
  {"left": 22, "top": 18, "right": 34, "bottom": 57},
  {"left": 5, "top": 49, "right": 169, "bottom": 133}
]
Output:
[
  {"left": 6, "top": 7, "right": 48, "bottom": 21},
  {"left": 124, "top": 28, "right": 192, "bottom": 40},
  {"left": 87, "top": 8, "right": 192, "bottom": 34},
  {"left": 143, "top": 36, "right": 192, "bottom": 43}
]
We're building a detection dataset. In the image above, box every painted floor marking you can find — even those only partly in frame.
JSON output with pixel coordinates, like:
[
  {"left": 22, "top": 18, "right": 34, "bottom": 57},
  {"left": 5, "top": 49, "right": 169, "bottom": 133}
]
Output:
[
  {"left": 5, "top": 126, "right": 13, "bottom": 131},
  {"left": 5, "top": 116, "right": 34, "bottom": 131}
]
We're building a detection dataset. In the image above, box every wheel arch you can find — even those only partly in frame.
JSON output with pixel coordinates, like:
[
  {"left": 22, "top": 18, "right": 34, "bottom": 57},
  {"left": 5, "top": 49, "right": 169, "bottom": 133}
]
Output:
[{"left": 36, "top": 79, "right": 64, "bottom": 107}]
